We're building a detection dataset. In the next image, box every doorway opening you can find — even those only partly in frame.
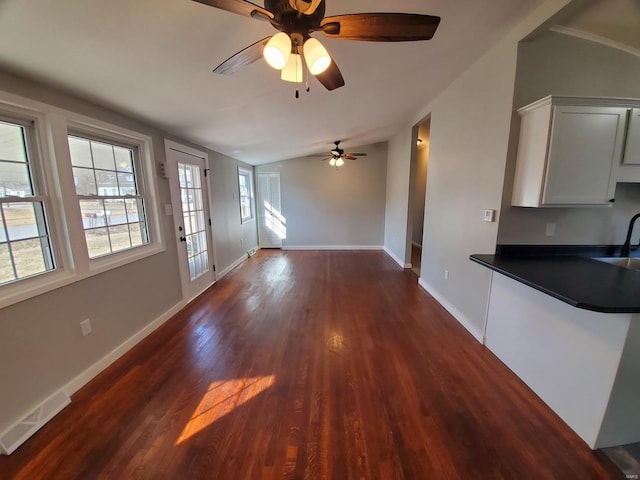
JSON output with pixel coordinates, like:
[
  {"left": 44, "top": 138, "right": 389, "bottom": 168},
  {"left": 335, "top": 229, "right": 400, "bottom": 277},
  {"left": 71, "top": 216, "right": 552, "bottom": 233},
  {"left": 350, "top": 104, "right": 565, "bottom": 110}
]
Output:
[{"left": 406, "top": 117, "right": 431, "bottom": 277}]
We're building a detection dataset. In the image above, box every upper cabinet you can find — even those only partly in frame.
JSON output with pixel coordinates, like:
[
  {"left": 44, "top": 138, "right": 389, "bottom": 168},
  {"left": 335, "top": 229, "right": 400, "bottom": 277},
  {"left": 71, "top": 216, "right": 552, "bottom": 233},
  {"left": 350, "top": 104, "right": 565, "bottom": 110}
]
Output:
[
  {"left": 624, "top": 108, "right": 640, "bottom": 165},
  {"left": 512, "top": 96, "right": 639, "bottom": 207}
]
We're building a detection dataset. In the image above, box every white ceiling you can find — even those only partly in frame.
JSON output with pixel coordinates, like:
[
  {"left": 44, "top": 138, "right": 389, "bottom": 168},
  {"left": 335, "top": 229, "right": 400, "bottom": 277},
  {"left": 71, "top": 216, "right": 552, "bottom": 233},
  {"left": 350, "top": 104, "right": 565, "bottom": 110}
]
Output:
[{"left": 0, "top": 0, "right": 542, "bottom": 164}]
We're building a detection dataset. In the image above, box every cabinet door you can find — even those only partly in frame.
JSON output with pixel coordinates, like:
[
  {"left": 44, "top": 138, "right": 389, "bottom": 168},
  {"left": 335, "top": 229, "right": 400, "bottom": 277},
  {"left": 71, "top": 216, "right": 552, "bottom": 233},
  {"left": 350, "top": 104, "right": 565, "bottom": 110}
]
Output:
[
  {"left": 623, "top": 108, "right": 640, "bottom": 165},
  {"left": 542, "top": 106, "right": 627, "bottom": 205}
]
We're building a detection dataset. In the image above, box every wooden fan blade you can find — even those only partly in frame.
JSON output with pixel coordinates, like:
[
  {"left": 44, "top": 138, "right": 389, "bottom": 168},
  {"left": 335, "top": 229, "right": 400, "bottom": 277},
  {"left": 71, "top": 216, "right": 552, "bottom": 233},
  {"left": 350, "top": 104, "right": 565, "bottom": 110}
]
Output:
[
  {"left": 321, "top": 13, "right": 440, "bottom": 42},
  {"left": 192, "top": 0, "right": 275, "bottom": 21},
  {"left": 213, "top": 37, "right": 271, "bottom": 75},
  {"left": 343, "top": 154, "right": 358, "bottom": 160},
  {"left": 314, "top": 55, "right": 345, "bottom": 91}
]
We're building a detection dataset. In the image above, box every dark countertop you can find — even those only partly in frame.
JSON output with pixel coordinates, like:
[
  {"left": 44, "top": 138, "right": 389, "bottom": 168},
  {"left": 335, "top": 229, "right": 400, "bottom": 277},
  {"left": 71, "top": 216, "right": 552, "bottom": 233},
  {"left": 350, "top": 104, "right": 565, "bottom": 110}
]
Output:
[{"left": 470, "top": 254, "right": 640, "bottom": 313}]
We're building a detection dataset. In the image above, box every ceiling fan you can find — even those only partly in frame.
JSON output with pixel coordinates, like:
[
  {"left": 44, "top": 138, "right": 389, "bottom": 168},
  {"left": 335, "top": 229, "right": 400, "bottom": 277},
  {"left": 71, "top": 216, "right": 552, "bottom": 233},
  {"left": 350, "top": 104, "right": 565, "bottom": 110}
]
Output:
[
  {"left": 309, "top": 141, "right": 367, "bottom": 167},
  {"left": 192, "top": 0, "right": 441, "bottom": 93}
]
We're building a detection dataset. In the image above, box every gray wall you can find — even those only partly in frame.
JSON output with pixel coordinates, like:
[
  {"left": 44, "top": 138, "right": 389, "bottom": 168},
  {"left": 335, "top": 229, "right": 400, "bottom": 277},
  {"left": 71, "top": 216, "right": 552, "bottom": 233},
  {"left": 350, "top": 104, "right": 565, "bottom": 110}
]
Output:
[
  {"left": 255, "top": 142, "right": 387, "bottom": 248},
  {"left": 383, "top": 0, "right": 572, "bottom": 338},
  {"left": 0, "top": 71, "right": 256, "bottom": 433},
  {"left": 209, "top": 150, "right": 259, "bottom": 270},
  {"left": 384, "top": 129, "right": 413, "bottom": 264},
  {"left": 497, "top": 31, "right": 640, "bottom": 246}
]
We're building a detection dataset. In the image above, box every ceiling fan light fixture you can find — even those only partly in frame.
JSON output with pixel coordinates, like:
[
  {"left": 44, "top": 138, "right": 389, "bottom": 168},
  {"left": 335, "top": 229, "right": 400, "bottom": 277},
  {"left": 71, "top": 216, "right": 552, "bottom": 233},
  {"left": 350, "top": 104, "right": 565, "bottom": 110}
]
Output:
[
  {"left": 281, "top": 53, "right": 303, "bottom": 83},
  {"left": 263, "top": 32, "right": 291, "bottom": 70},
  {"left": 303, "top": 38, "right": 331, "bottom": 75},
  {"left": 336, "top": 157, "right": 345, "bottom": 167},
  {"left": 329, "top": 158, "right": 336, "bottom": 166}
]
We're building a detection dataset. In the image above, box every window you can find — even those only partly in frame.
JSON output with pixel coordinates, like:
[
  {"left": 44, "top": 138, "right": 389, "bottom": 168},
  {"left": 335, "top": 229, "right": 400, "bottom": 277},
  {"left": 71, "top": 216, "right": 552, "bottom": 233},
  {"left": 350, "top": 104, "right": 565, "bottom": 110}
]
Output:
[
  {"left": 0, "top": 91, "right": 165, "bottom": 309},
  {"left": 238, "top": 167, "right": 254, "bottom": 223},
  {"left": 0, "top": 117, "right": 55, "bottom": 286},
  {"left": 68, "top": 134, "right": 149, "bottom": 259}
]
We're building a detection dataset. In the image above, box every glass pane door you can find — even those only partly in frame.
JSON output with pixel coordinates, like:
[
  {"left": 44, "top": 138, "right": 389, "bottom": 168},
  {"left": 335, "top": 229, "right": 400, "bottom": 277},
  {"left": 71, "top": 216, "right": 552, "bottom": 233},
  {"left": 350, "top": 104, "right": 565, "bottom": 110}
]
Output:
[{"left": 178, "top": 162, "right": 209, "bottom": 281}]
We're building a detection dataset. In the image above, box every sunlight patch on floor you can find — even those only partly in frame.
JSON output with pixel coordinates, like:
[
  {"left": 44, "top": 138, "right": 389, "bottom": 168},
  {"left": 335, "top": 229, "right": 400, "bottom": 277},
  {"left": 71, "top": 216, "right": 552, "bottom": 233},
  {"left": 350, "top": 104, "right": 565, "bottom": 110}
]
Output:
[{"left": 176, "top": 375, "right": 276, "bottom": 444}]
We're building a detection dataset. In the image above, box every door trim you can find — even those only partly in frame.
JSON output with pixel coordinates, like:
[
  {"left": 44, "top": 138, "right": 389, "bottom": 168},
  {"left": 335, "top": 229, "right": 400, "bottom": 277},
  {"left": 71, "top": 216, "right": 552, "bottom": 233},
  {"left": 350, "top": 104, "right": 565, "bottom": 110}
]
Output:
[{"left": 164, "top": 139, "right": 217, "bottom": 302}]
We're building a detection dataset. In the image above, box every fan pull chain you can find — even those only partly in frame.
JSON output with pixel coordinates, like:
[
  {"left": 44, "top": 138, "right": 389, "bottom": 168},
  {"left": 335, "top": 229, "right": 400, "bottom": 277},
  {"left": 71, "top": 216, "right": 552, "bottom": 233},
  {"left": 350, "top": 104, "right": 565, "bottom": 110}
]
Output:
[{"left": 304, "top": 51, "right": 310, "bottom": 93}]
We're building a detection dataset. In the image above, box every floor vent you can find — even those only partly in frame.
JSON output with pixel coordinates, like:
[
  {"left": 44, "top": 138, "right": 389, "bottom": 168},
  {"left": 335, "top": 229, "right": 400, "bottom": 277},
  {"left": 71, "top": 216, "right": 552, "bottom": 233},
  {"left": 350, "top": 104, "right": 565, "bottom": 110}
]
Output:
[
  {"left": 247, "top": 247, "right": 258, "bottom": 257},
  {"left": 0, "top": 390, "right": 71, "bottom": 455}
]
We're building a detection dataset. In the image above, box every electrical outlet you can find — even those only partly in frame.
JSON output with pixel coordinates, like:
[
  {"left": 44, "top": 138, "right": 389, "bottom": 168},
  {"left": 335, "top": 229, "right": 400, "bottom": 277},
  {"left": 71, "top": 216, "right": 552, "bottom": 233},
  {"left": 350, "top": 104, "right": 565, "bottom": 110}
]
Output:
[
  {"left": 444, "top": 270, "right": 449, "bottom": 280},
  {"left": 80, "top": 319, "right": 92, "bottom": 337},
  {"left": 545, "top": 223, "right": 556, "bottom": 237}
]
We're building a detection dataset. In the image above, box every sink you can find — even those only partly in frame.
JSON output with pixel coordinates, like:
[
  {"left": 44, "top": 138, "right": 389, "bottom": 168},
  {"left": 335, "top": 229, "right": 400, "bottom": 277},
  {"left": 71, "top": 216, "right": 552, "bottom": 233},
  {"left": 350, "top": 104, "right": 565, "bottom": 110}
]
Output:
[{"left": 592, "top": 257, "right": 640, "bottom": 271}]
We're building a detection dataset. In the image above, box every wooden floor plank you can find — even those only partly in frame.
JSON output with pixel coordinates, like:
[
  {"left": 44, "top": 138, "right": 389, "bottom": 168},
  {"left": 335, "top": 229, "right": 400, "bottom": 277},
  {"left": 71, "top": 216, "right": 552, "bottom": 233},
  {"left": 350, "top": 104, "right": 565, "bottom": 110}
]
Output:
[{"left": 0, "top": 250, "right": 622, "bottom": 479}]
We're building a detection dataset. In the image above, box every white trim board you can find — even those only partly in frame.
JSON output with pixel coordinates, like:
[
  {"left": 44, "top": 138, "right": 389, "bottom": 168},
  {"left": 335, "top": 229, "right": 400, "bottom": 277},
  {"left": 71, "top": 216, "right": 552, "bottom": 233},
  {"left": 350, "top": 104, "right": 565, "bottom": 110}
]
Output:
[
  {"left": 417, "top": 277, "right": 484, "bottom": 343},
  {"left": 62, "top": 300, "right": 186, "bottom": 397},
  {"left": 1, "top": 298, "right": 186, "bottom": 455},
  {"left": 217, "top": 253, "right": 250, "bottom": 279},
  {"left": 284, "top": 245, "right": 383, "bottom": 251},
  {"left": 383, "top": 246, "right": 412, "bottom": 269}
]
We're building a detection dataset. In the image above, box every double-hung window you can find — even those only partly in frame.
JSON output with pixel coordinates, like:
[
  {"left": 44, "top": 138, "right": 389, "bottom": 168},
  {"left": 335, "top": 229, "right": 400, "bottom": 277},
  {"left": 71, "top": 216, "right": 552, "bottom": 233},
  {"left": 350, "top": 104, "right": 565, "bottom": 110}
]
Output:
[
  {"left": 1, "top": 91, "right": 164, "bottom": 309},
  {"left": 238, "top": 167, "right": 254, "bottom": 223},
  {"left": 68, "top": 134, "right": 149, "bottom": 259},
  {"left": 0, "top": 116, "right": 55, "bottom": 286}
]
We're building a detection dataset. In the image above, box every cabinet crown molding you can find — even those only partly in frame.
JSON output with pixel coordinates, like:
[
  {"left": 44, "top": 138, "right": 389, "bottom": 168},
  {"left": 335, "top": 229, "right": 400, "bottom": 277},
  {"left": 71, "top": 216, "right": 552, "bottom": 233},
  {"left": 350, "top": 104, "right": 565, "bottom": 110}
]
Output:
[{"left": 518, "top": 95, "right": 640, "bottom": 114}]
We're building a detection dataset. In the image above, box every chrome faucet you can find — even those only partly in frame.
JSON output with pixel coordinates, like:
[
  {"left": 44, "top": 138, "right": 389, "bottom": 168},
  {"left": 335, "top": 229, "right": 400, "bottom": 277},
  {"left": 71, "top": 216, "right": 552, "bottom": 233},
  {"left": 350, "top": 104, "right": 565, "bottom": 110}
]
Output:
[{"left": 620, "top": 212, "right": 640, "bottom": 257}]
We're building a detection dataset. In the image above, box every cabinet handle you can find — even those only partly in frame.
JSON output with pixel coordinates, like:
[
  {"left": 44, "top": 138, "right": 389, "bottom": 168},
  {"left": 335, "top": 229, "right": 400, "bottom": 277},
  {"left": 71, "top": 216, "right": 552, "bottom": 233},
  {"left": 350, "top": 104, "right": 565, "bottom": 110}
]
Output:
[{"left": 609, "top": 198, "right": 616, "bottom": 203}]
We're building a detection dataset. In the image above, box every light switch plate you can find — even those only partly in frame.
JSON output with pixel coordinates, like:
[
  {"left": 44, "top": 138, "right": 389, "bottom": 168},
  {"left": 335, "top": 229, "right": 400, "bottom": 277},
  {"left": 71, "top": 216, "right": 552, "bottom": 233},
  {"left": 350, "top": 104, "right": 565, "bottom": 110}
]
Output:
[{"left": 483, "top": 209, "right": 496, "bottom": 222}]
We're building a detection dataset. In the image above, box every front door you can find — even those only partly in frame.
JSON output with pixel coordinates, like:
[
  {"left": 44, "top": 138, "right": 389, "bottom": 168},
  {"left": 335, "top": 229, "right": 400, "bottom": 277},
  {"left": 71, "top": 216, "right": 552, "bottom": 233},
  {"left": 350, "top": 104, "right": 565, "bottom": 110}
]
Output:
[{"left": 165, "top": 140, "right": 216, "bottom": 302}]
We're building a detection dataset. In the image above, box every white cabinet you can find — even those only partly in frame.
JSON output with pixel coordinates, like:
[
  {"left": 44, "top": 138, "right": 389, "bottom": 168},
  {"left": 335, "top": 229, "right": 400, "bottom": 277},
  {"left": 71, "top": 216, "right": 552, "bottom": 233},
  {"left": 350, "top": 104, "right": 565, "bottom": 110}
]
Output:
[
  {"left": 512, "top": 96, "right": 628, "bottom": 207},
  {"left": 623, "top": 108, "right": 640, "bottom": 165}
]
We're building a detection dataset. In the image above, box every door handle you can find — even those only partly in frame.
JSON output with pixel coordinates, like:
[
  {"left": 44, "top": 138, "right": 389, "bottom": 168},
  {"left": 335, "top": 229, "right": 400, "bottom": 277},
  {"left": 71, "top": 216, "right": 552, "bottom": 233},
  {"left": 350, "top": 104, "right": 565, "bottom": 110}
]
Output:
[{"left": 179, "top": 236, "right": 186, "bottom": 242}]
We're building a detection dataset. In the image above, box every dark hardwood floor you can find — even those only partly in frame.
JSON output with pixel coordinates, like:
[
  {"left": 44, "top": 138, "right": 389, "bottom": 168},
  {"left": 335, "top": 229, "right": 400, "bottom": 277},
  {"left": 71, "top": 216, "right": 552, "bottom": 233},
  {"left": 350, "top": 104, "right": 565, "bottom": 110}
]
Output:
[{"left": 0, "top": 250, "right": 621, "bottom": 479}]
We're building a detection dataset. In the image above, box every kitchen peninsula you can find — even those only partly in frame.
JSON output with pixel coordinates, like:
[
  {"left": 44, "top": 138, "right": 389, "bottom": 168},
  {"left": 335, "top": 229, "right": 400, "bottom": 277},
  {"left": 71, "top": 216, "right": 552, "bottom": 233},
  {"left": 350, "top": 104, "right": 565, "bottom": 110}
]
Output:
[{"left": 471, "top": 250, "right": 640, "bottom": 449}]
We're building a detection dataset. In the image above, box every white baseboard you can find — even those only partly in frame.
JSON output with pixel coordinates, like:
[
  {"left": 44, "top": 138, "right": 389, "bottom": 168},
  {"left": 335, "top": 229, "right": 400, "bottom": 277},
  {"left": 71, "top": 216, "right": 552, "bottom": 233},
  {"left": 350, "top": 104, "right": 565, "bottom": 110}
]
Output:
[
  {"left": 62, "top": 300, "right": 186, "bottom": 397},
  {"left": 417, "top": 277, "right": 484, "bottom": 343},
  {"left": 283, "top": 245, "right": 383, "bottom": 251},
  {"left": 383, "top": 246, "right": 411, "bottom": 269},
  {"left": 1, "top": 299, "right": 187, "bottom": 456},
  {"left": 217, "top": 253, "right": 249, "bottom": 279}
]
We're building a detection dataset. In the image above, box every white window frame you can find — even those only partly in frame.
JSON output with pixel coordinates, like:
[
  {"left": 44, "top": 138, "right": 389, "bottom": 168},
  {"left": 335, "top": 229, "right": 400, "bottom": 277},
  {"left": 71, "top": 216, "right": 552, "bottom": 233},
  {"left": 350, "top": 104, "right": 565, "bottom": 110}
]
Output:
[
  {"left": 0, "top": 91, "right": 164, "bottom": 309},
  {"left": 66, "top": 126, "right": 154, "bottom": 263},
  {"left": 238, "top": 167, "right": 254, "bottom": 223}
]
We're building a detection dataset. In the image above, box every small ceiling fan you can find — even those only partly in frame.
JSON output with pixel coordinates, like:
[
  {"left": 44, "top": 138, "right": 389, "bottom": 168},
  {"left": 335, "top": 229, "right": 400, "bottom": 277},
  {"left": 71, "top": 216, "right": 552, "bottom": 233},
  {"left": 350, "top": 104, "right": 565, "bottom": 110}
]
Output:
[
  {"left": 192, "top": 0, "right": 441, "bottom": 92},
  {"left": 309, "top": 141, "right": 367, "bottom": 167}
]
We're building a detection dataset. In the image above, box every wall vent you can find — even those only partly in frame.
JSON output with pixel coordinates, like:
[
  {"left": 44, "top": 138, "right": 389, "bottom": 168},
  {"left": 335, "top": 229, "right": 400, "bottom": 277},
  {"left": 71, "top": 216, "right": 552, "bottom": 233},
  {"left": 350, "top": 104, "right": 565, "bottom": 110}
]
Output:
[
  {"left": 0, "top": 390, "right": 70, "bottom": 455},
  {"left": 247, "top": 247, "right": 258, "bottom": 257}
]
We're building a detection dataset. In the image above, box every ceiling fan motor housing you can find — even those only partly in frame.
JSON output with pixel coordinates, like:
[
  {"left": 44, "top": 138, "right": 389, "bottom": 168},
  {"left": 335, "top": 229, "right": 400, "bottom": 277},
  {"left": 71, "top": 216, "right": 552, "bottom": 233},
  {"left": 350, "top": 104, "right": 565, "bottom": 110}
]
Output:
[{"left": 265, "top": 0, "right": 325, "bottom": 34}]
